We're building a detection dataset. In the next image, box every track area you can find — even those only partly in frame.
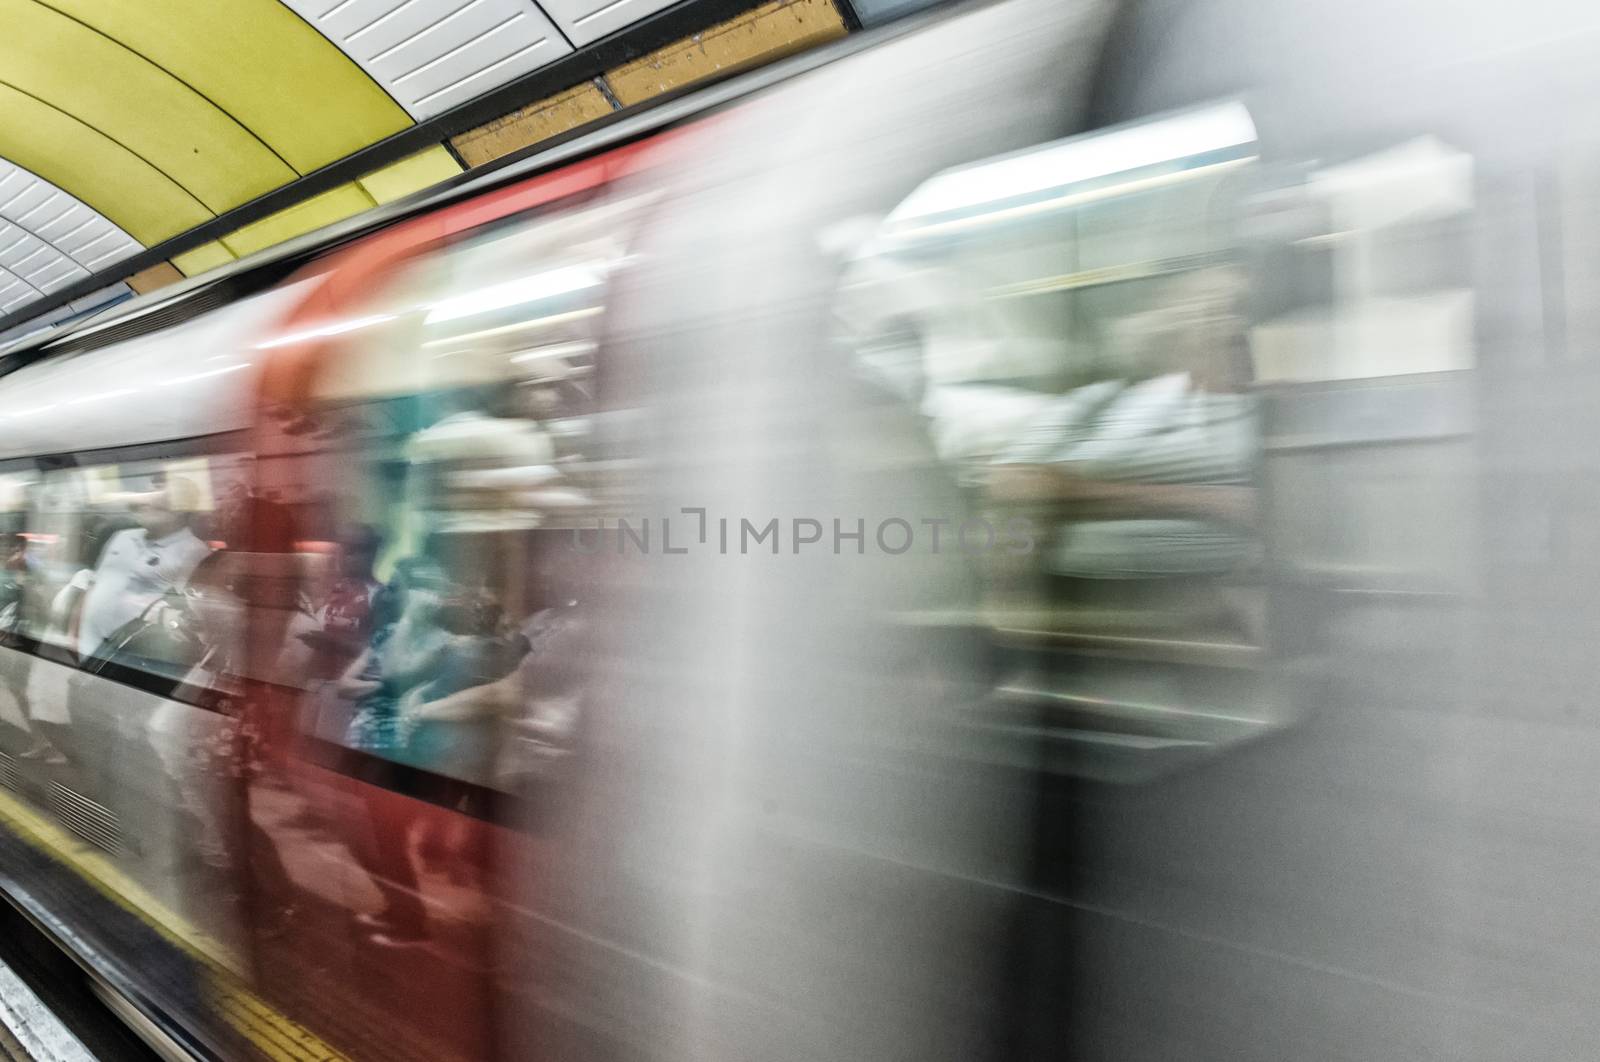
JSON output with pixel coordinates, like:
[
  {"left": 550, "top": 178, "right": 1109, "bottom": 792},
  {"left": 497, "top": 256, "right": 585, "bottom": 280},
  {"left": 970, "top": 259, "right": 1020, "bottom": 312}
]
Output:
[{"left": 0, "top": 901, "right": 158, "bottom": 1062}]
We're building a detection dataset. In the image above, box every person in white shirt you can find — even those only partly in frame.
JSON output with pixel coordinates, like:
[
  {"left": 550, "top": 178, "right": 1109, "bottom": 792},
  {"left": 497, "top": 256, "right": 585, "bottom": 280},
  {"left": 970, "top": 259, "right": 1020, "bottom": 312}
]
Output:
[{"left": 78, "top": 476, "right": 212, "bottom": 661}]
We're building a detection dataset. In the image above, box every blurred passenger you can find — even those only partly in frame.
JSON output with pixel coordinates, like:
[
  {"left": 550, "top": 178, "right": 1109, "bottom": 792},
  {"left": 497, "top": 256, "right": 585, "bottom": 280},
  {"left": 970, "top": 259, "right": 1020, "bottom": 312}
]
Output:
[
  {"left": 333, "top": 556, "right": 453, "bottom": 946},
  {"left": 1, "top": 532, "right": 37, "bottom": 751},
  {"left": 17, "top": 516, "right": 135, "bottom": 764},
  {"left": 395, "top": 383, "right": 593, "bottom": 783},
  {"left": 281, "top": 526, "right": 386, "bottom": 746},
  {"left": 149, "top": 550, "right": 244, "bottom": 869},
  {"left": 402, "top": 531, "right": 586, "bottom": 793},
  {"left": 983, "top": 270, "right": 1260, "bottom": 632},
  {"left": 159, "top": 550, "right": 298, "bottom": 930},
  {"left": 335, "top": 387, "right": 593, "bottom": 942},
  {"left": 1, "top": 531, "right": 29, "bottom": 643},
  {"left": 406, "top": 386, "right": 577, "bottom": 532},
  {"left": 289, "top": 527, "right": 386, "bottom": 680},
  {"left": 339, "top": 558, "right": 453, "bottom": 757},
  {"left": 1, "top": 529, "right": 26, "bottom": 575},
  {"left": 317, "top": 524, "right": 385, "bottom": 652},
  {"left": 78, "top": 475, "right": 212, "bottom": 661}
]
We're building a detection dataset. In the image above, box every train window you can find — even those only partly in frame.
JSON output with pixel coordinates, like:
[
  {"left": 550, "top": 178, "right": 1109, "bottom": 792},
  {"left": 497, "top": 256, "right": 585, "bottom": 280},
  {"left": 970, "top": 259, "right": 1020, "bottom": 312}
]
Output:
[
  {"left": 15, "top": 453, "right": 251, "bottom": 702},
  {"left": 0, "top": 470, "right": 30, "bottom": 529},
  {"left": 835, "top": 103, "right": 1276, "bottom": 780},
  {"left": 277, "top": 194, "right": 641, "bottom": 793},
  {"left": 1250, "top": 136, "right": 1475, "bottom": 383},
  {"left": 0, "top": 469, "right": 39, "bottom": 732}
]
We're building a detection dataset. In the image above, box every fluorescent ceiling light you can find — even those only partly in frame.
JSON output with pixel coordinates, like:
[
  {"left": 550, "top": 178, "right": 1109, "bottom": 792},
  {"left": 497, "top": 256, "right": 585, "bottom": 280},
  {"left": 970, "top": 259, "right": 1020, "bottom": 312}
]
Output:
[
  {"left": 424, "top": 307, "right": 602, "bottom": 352},
  {"left": 889, "top": 101, "right": 1257, "bottom": 226},
  {"left": 510, "top": 340, "right": 597, "bottom": 364},
  {"left": 424, "top": 265, "right": 602, "bottom": 325},
  {"left": 256, "top": 313, "right": 397, "bottom": 349}
]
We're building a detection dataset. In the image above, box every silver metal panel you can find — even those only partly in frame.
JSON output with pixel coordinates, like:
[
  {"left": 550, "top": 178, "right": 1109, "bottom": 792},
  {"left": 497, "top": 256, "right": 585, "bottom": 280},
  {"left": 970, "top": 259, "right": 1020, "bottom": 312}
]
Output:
[
  {"left": 0, "top": 280, "right": 312, "bottom": 460},
  {"left": 847, "top": 0, "right": 946, "bottom": 27},
  {"left": 539, "top": 0, "right": 680, "bottom": 47},
  {"left": 67, "top": 282, "right": 134, "bottom": 317},
  {"left": 48, "top": 781, "right": 123, "bottom": 856},
  {"left": 284, "top": 0, "right": 574, "bottom": 119}
]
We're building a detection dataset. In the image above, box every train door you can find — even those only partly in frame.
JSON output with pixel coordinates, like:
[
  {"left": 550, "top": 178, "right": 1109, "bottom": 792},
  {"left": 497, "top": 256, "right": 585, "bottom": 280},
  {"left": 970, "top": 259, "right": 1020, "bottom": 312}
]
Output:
[
  {"left": 825, "top": 84, "right": 1487, "bottom": 1055},
  {"left": 837, "top": 100, "right": 1281, "bottom": 781},
  {"left": 819, "top": 2, "right": 1505, "bottom": 1051},
  {"left": 825, "top": 97, "right": 1307, "bottom": 1055},
  {"left": 240, "top": 148, "right": 658, "bottom": 1062}
]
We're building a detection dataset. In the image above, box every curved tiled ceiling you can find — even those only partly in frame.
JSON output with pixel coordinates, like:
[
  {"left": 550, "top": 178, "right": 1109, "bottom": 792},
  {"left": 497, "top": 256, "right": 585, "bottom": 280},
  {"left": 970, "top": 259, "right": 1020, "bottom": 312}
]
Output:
[
  {"left": 0, "top": 0, "right": 421, "bottom": 321},
  {"left": 0, "top": 0, "right": 706, "bottom": 326},
  {"left": 0, "top": 0, "right": 411, "bottom": 241}
]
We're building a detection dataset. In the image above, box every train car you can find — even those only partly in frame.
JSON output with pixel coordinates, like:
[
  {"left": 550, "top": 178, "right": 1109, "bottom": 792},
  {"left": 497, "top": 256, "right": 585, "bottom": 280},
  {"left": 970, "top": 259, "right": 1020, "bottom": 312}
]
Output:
[{"left": 3, "top": 0, "right": 1600, "bottom": 1059}]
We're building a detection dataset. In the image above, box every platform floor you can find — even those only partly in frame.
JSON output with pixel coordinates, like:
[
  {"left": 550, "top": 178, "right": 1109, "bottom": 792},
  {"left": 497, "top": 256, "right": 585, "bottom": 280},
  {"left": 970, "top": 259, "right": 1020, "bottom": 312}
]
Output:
[{"left": 0, "top": 953, "right": 94, "bottom": 1062}]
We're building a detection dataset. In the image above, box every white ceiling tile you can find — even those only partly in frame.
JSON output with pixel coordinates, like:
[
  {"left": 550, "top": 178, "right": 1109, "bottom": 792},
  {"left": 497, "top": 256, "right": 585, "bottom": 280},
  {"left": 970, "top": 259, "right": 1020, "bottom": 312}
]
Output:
[
  {"left": 69, "top": 230, "right": 124, "bottom": 262},
  {"left": 0, "top": 181, "right": 49, "bottom": 220},
  {"left": 12, "top": 191, "right": 71, "bottom": 231},
  {"left": 0, "top": 157, "right": 144, "bottom": 325},
  {"left": 56, "top": 218, "right": 116, "bottom": 258},
  {"left": 17, "top": 247, "right": 70, "bottom": 281},
  {"left": 0, "top": 234, "right": 45, "bottom": 271},
  {"left": 281, "top": 0, "right": 572, "bottom": 119},
  {"left": 35, "top": 204, "right": 91, "bottom": 243},
  {"left": 82, "top": 242, "right": 134, "bottom": 270},
  {"left": 325, "top": 0, "right": 436, "bottom": 50},
  {"left": 0, "top": 226, "right": 30, "bottom": 260},
  {"left": 539, "top": 0, "right": 678, "bottom": 47},
  {"left": 33, "top": 260, "right": 85, "bottom": 291}
]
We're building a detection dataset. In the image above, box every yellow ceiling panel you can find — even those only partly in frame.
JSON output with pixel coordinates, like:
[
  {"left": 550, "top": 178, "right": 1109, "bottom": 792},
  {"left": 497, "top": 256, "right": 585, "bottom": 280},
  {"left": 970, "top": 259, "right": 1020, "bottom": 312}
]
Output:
[
  {"left": 37, "top": 0, "right": 413, "bottom": 174},
  {"left": 356, "top": 146, "right": 463, "bottom": 205},
  {"left": 170, "top": 240, "right": 236, "bottom": 278},
  {"left": 2, "top": 0, "right": 295, "bottom": 212},
  {"left": 219, "top": 183, "right": 376, "bottom": 259},
  {"left": 0, "top": 83, "right": 211, "bottom": 245}
]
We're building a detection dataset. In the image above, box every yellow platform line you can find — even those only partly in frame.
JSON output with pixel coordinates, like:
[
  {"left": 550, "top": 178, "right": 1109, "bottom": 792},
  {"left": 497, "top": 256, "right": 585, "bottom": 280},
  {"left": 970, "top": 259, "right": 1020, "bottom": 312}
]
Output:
[{"left": 0, "top": 787, "right": 350, "bottom": 1062}]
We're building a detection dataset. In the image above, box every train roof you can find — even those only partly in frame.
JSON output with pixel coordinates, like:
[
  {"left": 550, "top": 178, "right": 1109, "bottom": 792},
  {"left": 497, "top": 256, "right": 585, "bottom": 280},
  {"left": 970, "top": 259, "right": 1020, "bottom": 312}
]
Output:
[{"left": 0, "top": 282, "right": 311, "bottom": 462}]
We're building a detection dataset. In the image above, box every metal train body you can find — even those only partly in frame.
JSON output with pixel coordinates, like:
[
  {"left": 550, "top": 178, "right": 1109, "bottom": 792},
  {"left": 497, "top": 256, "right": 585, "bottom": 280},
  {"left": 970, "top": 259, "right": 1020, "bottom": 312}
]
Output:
[{"left": 2, "top": 0, "right": 1599, "bottom": 1059}]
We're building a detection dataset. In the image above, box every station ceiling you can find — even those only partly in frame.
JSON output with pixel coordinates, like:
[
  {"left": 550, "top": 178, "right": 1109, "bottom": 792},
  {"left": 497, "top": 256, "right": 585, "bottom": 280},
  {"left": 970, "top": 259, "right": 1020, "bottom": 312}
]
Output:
[{"left": 0, "top": 0, "right": 865, "bottom": 337}]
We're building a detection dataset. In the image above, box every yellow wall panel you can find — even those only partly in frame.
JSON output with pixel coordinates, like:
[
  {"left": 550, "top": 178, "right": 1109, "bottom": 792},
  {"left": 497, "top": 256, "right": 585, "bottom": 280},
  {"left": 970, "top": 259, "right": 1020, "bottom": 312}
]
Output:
[
  {"left": 38, "top": 0, "right": 412, "bottom": 173},
  {"left": 450, "top": 82, "right": 616, "bottom": 168},
  {"left": 604, "top": 0, "right": 847, "bottom": 107},
  {"left": 2, "top": 0, "right": 295, "bottom": 211},
  {"left": 170, "top": 240, "right": 235, "bottom": 278},
  {"left": 357, "top": 146, "right": 463, "bottom": 205},
  {"left": 0, "top": 83, "right": 210, "bottom": 244},
  {"left": 219, "top": 184, "right": 376, "bottom": 259}
]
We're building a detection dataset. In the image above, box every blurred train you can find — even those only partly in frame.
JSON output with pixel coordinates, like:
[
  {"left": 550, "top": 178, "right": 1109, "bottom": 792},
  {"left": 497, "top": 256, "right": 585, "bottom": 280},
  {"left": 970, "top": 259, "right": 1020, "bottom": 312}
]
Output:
[{"left": 4, "top": 0, "right": 1600, "bottom": 1058}]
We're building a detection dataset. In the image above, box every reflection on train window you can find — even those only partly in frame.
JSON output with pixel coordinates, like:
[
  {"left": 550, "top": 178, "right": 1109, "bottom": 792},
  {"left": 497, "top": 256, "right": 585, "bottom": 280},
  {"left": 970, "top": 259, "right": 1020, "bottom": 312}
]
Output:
[
  {"left": 0, "top": 469, "right": 38, "bottom": 655},
  {"left": 275, "top": 198, "right": 637, "bottom": 792},
  {"left": 836, "top": 103, "right": 1275, "bottom": 778},
  {"left": 17, "top": 454, "right": 250, "bottom": 703}
]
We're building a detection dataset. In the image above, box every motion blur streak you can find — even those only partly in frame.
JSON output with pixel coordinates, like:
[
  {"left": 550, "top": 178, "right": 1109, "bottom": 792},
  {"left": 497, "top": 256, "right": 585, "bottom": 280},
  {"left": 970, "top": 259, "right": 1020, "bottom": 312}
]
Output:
[{"left": 6, "top": 0, "right": 1600, "bottom": 1060}]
